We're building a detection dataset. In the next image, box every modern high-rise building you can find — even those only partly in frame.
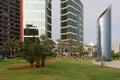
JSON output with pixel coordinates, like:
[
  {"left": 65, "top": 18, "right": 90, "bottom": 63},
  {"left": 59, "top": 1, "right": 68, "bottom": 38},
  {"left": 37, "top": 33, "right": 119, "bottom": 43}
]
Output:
[
  {"left": 0, "top": 0, "right": 21, "bottom": 45},
  {"left": 97, "top": 5, "right": 111, "bottom": 61},
  {"left": 61, "top": 0, "right": 83, "bottom": 43},
  {"left": 23, "top": 0, "right": 52, "bottom": 41}
]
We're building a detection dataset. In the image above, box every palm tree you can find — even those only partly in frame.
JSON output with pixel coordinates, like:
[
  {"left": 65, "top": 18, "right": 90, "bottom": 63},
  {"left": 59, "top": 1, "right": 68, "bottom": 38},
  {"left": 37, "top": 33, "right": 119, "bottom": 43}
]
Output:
[
  {"left": 39, "top": 34, "right": 47, "bottom": 44},
  {"left": 11, "top": 40, "right": 24, "bottom": 59},
  {"left": 19, "top": 39, "right": 42, "bottom": 68},
  {"left": 43, "top": 39, "right": 55, "bottom": 66},
  {"left": 87, "top": 47, "right": 92, "bottom": 57},
  {"left": 72, "top": 46, "right": 77, "bottom": 57},
  {"left": 39, "top": 35, "right": 47, "bottom": 66},
  {"left": 21, "top": 44, "right": 35, "bottom": 68},
  {"left": 76, "top": 43, "right": 84, "bottom": 59},
  {"left": 15, "top": 35, "right": 55, "bottom": 67},
  {"left": 3, "top": 40, "right": 18, "bottom": 58},
  {"left": 39, "top": 35, "right": 55, "bottom": 66},
  {"left": 0, "top": 45, "right": 3, "bottom": 49},
  {"left": 33, "top": 40, "right": 43, "bottom": 67},
  {"left": 67, "top": 39, "right": 76, "bottom": 56},
  {"left": 58, "top": 40, "right": 66, "bottom": 57}
]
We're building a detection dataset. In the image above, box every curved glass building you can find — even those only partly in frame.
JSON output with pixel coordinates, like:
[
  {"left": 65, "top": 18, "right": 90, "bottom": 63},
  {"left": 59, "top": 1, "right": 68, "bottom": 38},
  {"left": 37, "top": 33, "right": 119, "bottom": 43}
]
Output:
[
  {"left": 23, "top": 0, "right": 52, "bottom": 41},
  {"left": 97, "top": 5, "right": 111, "bottom": 61},
  {"left": 61, "top": 0, "right": 83, "bottom": 43}
]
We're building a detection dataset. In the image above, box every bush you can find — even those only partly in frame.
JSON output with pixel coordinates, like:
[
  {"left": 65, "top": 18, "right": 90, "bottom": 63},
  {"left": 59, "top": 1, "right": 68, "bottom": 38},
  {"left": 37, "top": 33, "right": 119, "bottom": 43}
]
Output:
[{"left": 112, "top": 52, "right": 120, "bottom": 60}]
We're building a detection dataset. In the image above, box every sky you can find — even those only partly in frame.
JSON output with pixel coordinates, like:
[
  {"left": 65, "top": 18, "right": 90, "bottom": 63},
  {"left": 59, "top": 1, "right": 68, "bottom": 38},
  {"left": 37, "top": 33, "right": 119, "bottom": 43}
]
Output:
[{"left": 52, "top": 0, "right": 120, "bottom": 45}]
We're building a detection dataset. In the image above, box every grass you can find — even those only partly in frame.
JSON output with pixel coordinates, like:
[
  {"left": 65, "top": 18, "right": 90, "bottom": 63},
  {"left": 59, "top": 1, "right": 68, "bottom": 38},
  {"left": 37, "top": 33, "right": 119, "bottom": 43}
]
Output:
[{"left": 0, "top": 58, "right": 120, "bottom": 80}]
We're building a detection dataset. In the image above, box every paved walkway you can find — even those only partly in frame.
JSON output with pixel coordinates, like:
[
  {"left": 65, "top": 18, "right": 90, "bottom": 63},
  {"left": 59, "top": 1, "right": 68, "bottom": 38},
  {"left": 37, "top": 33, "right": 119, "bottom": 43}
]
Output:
[{"left": 92, "top": 60, "right": 120, "bottom": 68}]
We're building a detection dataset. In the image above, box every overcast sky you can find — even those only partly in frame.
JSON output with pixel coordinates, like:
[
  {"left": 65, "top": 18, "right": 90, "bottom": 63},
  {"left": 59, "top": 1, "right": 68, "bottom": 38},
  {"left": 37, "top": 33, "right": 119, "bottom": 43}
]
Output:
[{"left": 52, "top": 0, "right": 120, "bottom": 45}]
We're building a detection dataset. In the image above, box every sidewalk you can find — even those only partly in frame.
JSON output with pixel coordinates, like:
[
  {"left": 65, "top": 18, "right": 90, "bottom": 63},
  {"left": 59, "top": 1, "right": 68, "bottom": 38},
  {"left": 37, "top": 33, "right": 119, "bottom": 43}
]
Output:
[{"left": 92, "top": 60, "right": 120, "bottom": 68}]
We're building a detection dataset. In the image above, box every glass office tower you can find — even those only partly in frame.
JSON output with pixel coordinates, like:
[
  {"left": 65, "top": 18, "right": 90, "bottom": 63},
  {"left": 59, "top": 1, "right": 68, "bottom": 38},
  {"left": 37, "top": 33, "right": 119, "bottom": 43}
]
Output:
[
  {"left": 61, "top": 0, "right": 83, "bottom": 43},
  {"left": 97, "top": 5, "right": 111, "bottom": 61},
  {"left": 23, "top": 0, "right": 52, "bottom": 40},
  {"left": 0, "top": 0, "right": 20, "bottom": 45}
]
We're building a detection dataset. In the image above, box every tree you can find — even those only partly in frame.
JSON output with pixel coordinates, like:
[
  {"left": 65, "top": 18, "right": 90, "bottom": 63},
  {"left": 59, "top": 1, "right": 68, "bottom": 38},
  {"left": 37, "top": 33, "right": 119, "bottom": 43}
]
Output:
[
  {"left": 3, "top": 40, "right": 19, "bottom": 58},
  {"left": 18, "top": 39, "right": 43, "bottom": 68},
  {"left": 112, "top": 52, "right": 120, "bottom": 60},
  {"left": 40, "top": 35, "right": 55, "bottom": 66},
  {"left": 21, "top": 45, "right": 35, "bottom": 68},
  {"left": 76, "top": 43, "right": 84, "bottom": 59},
  {"left": 12, "top": 35, "right": 55, "bottom": 68},
  {"left": 87, "top": 47, "right": 92, "bottom": 57},
  {"left": 72, "top": 46, "right": 77, "bottom": 57},
  {"left": 58, "top": 40, "right": 65, "bottom": 57},
  {"left": 67, "top": 39, "right": 77, "bottom": 56},
  {"left": 33, "top": 40, "right": 43, "bottom": 67}
]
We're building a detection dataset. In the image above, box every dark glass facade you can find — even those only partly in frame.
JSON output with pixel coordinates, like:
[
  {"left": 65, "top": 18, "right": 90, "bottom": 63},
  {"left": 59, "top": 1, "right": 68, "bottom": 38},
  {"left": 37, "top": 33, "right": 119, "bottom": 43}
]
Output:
[
  {"left": 23, "top": 0, "right": 52, "bottom": 40},
  {"left": 0, "top": 0, "right": 20, "bottom": 45},
  {"left": 24, "top": 24, "right": 38, "bottom": 36},
  {"left": 46, "top": 0, "right": 52, "bottom": 38},
  {"left": 24, "top": 24, "right": 39, "bottom": 42},
  {"left": 97, "top": 6, "right": 111, "bottom": 61},
  {"left": 61, "top": 0, "right": 83, "bottom": 43}
]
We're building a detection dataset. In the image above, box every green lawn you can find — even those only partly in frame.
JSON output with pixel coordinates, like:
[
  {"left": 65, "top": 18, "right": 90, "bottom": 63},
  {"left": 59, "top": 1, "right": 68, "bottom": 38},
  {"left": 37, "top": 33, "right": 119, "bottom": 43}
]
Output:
[{"left": 0, "top": 58, "right": 120, "bottom": 80}]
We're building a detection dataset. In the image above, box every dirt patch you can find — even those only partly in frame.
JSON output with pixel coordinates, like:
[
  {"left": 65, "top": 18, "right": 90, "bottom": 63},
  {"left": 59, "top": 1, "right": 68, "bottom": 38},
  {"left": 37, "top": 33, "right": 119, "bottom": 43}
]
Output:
[{"left": 8, "top": 62, "right": 53, "bottom": 70}]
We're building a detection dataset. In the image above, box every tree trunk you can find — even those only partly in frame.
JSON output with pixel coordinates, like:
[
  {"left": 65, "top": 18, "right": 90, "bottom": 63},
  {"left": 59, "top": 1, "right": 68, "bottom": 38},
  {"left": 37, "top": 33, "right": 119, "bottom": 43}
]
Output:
[
  {"left": 30, "top": 63, "right": 34, "bottom": 68},
  {"left": 61, "top": 48, "right": 63, "bottom": 57},
  {"left": 41, "top": 56, "right": 45, "bottom": 66},
  {"left": 35, "top": 59, "right": 41, "bottom": 67},
  {"left": 10, "top": 51, "right": 13, "bottom": 58},
  {"left": 35, "top": 62, "right": 41, "bottom": 67}
]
